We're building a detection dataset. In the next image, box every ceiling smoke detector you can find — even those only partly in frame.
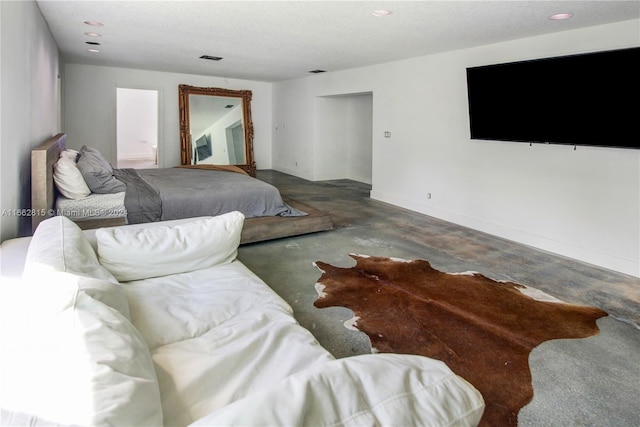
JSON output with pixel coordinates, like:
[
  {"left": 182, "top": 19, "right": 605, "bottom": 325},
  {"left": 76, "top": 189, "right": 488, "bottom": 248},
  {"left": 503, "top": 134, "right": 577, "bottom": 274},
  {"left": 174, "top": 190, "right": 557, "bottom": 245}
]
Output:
[{"left": 200, "top": 55, "right": 223, "bottom": 61}]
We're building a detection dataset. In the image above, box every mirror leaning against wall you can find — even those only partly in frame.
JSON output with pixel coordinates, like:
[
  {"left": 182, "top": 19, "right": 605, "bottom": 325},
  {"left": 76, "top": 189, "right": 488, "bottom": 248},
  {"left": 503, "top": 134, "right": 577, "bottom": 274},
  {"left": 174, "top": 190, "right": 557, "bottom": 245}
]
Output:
[{"left": 179, "top": 84, "right": 256, "bottom": 176}]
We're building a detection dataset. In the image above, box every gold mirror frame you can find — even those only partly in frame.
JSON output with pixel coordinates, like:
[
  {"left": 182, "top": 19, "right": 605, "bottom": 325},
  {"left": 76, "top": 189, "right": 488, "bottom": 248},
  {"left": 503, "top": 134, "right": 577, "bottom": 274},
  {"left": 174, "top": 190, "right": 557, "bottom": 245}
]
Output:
[{"left": 179, "top": 84, "right": 256, "bottom": 176}]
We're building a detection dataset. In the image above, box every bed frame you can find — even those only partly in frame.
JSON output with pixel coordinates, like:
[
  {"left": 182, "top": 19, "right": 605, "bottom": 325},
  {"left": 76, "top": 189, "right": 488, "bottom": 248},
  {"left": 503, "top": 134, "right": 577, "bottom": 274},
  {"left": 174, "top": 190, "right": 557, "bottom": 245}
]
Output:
[
  {"left": 31, "top": 133, "right": 333, "bottom": 243},
  {"left": 31, "top": 133, "right": 126, "bottom": 233}
]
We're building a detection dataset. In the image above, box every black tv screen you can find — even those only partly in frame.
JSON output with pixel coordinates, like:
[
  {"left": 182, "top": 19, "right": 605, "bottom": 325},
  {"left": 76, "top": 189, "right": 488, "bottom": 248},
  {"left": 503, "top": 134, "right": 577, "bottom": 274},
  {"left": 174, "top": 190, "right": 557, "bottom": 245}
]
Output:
[
  {"left": 466, "top": 47, "right": 639, "bottom": 149},
  {"left": 195, "top": 134, "right": 212, "bottom": 161}
]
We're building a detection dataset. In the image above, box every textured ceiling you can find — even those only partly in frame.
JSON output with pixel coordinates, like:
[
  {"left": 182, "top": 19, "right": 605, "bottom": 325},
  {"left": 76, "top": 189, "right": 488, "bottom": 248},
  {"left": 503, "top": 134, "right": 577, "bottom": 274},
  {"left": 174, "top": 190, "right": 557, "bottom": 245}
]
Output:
[{"left": 36, "top": 1, "right": 640, "bottom": 82}]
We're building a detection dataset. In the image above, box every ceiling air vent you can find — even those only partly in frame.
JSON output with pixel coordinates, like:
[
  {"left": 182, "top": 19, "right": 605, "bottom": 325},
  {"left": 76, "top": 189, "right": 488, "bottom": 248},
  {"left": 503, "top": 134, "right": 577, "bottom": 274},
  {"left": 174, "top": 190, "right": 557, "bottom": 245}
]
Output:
[
  {"left": 309, "top": 69, "right": 327, "bottom": 74},
  {"left": 200, "top": 55, "right": 223, "bottom": 61}
]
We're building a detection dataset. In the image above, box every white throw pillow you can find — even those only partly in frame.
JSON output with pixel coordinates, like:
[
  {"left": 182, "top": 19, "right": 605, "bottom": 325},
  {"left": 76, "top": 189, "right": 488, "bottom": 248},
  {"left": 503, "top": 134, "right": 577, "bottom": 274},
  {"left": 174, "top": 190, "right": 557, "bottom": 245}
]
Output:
[
  {"left": 0, "top": 281, "right": 163, "bottom": 426},
  {"left": 24, "top": 216, "right": 118, "bottom": 284},
  {"left": 96, "top": 212, "right": 245, "bottom": 282},
  {"left": 53, "top": 156, "right": 91, "bottom": 199}
]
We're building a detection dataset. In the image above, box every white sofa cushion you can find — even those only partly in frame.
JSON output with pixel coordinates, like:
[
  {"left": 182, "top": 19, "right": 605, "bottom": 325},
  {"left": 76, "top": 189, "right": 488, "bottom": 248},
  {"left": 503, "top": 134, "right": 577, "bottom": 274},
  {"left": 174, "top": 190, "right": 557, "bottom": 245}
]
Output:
[
  {"left": 68, "top": 272, "right": 131, "bottom": 320},
  {"left": 189, "top": 353, "right": 485, "bottom": 427},
  {"left": 122, "top": 261, "right": 293, "bottom": 350},
  {"left": 96, "top": 212, "right": 244, "bottom": 282},
  {"left": 24, "top": 216, "right": 118, "bottom": 284},
  {"left": 0, "top": 280, "right": 163, "bottom": 426},
  {"left": 121, "top": 261, "right": 335, "bottom": 425},
  {"left": 154, "top": 306, "right": 335, "bottom": 426}
]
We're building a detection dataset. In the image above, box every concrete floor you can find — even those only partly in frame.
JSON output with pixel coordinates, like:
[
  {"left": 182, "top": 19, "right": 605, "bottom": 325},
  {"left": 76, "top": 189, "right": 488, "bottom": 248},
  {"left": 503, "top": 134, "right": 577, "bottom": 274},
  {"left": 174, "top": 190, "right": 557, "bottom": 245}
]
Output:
[{"left": 238, "top": 170, "right": 640, "bottom": 426}]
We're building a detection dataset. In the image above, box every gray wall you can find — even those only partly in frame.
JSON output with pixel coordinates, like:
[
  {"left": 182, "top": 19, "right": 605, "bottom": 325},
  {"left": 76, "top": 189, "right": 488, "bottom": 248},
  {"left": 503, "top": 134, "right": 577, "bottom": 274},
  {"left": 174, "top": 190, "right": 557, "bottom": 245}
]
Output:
[
  {"left": 62, "top": 64, "right": 272, "bottom": 169},
  {"left": 1, "top": 0, "right": 60, "bottom": 240}
]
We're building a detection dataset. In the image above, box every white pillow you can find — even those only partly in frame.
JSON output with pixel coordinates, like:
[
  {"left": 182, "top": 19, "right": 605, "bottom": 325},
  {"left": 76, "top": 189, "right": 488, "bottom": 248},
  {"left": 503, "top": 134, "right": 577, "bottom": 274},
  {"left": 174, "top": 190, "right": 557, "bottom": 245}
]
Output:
[
  {"left": 96, "top": 212, "right": 245, "bottom": 282},
  {"left": 25, "top": 216, "right": 118, "bottom": 284},
  {"left": 59, "top": 148, "right": 80, "bottom": 161},
  {"left": 0, "top": 281, "right": 163, "bottom": 426},
  {"left": 53, "top": 156, "right": 91, "bottom": 199}
]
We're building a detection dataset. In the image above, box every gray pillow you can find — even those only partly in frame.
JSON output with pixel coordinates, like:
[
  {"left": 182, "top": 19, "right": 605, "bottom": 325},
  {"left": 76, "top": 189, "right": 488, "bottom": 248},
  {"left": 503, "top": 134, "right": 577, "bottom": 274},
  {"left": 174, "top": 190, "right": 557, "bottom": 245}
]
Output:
[{"left": 76, "top": 146, "right": 126, "bottom": 194}]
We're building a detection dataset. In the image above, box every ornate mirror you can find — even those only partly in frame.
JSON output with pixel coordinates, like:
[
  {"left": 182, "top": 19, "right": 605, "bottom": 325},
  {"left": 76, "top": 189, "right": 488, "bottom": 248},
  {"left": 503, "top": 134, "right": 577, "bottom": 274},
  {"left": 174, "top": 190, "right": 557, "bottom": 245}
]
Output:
[{"left": 179, "top": 85, "right": 256, "bottom": 176}]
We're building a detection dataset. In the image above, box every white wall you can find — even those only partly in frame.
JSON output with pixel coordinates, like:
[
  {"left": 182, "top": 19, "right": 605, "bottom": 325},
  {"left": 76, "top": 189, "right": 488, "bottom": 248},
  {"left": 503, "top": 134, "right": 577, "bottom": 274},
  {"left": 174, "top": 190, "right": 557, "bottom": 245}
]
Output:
[
  {"left": 313, "top": 97, "right": 350, "bottom": 180},
  {"left": 116, "top": 88, "right": 158, "bottom": 160},
  {"left": 283, "top": 92, "right": 373, "bottom": 183},
  {"left": 272, "top": 20, "right": 640, "bottom": 277},
  {"left": 315, "top": 93, "right": 373, "bottom": 183},
  {"left": 63, "top": 64, "right": 272, "bottom": 169},
  {"left": 347, "top": 94, "right": 373, "bottom": 184},
  {"left": 0, "top": 0, "right": 60, "bottom": 240}
]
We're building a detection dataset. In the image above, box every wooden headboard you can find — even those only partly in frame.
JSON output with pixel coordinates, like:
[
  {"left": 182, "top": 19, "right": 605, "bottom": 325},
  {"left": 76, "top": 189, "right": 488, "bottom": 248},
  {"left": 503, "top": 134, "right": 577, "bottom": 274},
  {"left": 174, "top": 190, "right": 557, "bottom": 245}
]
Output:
[{"left": 31, "top": 133, "right": 66, "bottom": 233}]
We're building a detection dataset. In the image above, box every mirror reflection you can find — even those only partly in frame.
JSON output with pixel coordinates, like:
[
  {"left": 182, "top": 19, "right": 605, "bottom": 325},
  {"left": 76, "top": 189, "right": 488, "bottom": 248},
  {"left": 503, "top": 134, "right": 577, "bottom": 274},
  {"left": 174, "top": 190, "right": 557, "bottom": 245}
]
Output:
[
  {"left": 190, "top": 95, "right": 245, "bottom": 165},
  {"left": 179, "top": 85, "right": 256, "bottom": 176}
]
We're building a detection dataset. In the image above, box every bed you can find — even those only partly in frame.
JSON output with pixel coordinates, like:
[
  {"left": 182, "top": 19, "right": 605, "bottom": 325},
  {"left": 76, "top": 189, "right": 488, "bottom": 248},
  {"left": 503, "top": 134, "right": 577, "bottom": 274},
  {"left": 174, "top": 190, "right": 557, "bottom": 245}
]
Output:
[{"left": 31, "top": 133, "right": 332, "bottom": 243}]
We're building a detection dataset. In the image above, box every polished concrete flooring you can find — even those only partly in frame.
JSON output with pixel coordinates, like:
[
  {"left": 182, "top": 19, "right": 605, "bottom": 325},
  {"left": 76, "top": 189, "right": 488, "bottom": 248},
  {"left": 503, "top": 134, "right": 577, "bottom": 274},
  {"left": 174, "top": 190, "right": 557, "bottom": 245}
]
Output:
[{"left": 238, "top": 170, "right": 640, "bottom": 426}]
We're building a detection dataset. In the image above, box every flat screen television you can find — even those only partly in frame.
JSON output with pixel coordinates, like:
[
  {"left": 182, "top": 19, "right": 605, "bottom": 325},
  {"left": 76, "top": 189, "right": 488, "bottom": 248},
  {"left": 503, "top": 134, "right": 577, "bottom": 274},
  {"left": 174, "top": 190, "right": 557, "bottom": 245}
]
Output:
[
  {"left": 466, "top": 47, "right": 639, "bottom": 149},
  {"left": 195, "top": 134, "right": 212, "bottom": 162}
]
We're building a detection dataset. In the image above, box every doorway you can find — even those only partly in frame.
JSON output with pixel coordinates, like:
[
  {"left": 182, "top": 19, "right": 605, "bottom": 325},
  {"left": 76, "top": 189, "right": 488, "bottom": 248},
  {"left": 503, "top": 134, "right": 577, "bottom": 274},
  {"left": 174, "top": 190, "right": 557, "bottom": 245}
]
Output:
[
  {"left": 314, "top": 92, "right": 373, "bottom": 183},
  {"left": 116, "top": 88, "right": 159, "bottom": 168},
  {"left": 226, "top": 121, "right": 245, "bottom": 164}
]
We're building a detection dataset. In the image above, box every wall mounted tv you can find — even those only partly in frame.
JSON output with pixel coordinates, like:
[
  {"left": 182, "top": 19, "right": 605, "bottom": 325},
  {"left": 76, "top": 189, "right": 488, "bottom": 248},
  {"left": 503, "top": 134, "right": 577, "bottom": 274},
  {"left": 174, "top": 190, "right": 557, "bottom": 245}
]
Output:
[{"left": 466, "top": 47, "right": 639, "bottom": 149}]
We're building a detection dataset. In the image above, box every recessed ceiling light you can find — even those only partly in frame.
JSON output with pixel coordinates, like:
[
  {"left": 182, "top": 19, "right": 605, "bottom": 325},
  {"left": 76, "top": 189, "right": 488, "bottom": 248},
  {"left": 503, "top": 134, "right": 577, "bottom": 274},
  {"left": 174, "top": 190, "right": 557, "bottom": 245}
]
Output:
[
  {"left": 84, "top": 20, "right": 104, "bottom": 26},
  {"left": 85, "top": 41, "right": 101, "bottom": 46},
  {"left": 309, "top": 70, "right": 327, "bottom": 74},
  {"left": 549, "top": 13, "right": 573, "bottom": 20},
  {"left": 87, "top": 48, "right": 100, "bottom": 53},
  {"left": 84, "top": 32, "right": 102, "bottom": 37},
  {"left": 372, "top": 10, "right": 392, "bottom": 17}
]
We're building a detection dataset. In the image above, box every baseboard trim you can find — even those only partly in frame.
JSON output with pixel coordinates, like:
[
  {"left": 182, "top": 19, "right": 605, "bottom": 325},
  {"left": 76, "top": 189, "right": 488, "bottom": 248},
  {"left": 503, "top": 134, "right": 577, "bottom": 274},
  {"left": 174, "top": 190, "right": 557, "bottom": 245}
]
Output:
[
  {"left": 117, "top": 154, "right": 155, "bottom": 161},
  {"left": 370, "top": 190, "right": 639, "bottom": 278},
  {"left": 271, "top": 166, "right": 312, "bottom": 181}
]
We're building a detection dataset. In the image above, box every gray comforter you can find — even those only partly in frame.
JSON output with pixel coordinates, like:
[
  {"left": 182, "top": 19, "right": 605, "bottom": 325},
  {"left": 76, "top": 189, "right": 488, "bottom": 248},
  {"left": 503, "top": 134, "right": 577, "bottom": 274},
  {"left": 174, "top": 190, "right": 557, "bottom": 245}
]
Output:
[
  {"left": 113, "top": 168, "right": 162, "bottom": 223},
  {"left": 114, "top": 168, "right": 306, "bottom": 224}
]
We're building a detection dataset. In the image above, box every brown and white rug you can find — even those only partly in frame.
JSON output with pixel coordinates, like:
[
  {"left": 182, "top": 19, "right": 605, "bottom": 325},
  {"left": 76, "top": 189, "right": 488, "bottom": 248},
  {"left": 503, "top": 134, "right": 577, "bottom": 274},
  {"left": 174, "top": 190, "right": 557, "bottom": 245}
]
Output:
[{"left": 313, "top": 254, "right": 607, "bottom": 426}]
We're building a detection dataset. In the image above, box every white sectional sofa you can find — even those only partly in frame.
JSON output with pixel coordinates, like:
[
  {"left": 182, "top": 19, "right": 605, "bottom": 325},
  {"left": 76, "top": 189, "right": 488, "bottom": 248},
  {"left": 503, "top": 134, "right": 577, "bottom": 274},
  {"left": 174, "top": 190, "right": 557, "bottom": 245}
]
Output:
[{"left": 0, "top": 214, "right": 484, "bottom": 426}]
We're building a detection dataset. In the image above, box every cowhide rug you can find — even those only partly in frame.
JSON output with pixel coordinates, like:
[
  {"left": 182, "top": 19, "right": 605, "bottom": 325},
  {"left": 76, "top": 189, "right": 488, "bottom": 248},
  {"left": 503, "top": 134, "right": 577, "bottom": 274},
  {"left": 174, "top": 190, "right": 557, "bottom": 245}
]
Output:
[{"left": 313, "top": 254, "right": 607, "bottom": 427}]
